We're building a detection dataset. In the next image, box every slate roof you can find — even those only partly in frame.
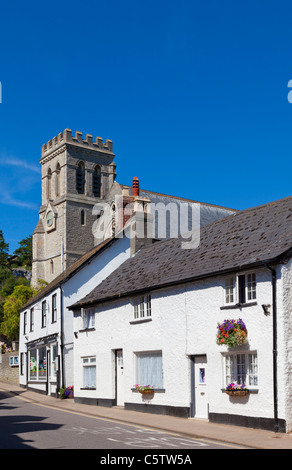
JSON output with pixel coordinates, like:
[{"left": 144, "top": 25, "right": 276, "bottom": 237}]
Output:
[{"left": 70, "top": 195, "right": 292, "bottom": 309}]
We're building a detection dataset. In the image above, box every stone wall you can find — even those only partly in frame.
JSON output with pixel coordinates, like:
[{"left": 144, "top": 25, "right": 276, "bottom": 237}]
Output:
[{"left": 0, "top": 343, "right": 19, "bottom": 385}]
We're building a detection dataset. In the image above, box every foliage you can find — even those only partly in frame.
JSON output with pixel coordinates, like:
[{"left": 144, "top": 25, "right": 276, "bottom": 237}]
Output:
[
  {"left": 226, "top": 383, "right": 248, "bottom": 391},
  {"left": 12, "top": 235, "right": 33, "bottom": 268},
  {"left": 0, "top": 341, "right": 12, "bottom": 354},
  {"left": 134, "top": 384, "right": 154, "bottom": 392},
  {"left": 0, "top": 231, "right": 9, "bottom": 267},
  {"left": 64, "top": 386, "right": 74, "bottom": 397},
  {"left": 216, "top": 319, "right": 247, "bottom": 348},
  {"left": 0, "top": 285, "right": 39, "bottom": 340},
  {"left": 0, "top": 230, "right": 34, "bottom": 340}
]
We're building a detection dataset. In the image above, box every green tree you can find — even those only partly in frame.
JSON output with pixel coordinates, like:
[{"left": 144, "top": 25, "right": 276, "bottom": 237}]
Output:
[
  {"left": 12, "top": 235, "right": 33, "bottom": 268},
  {"left": 0, "top": 231, "right": 9, "bottom": 267},
  {"left": 0, "top": 285, "right": 38, "bottom": 340}
]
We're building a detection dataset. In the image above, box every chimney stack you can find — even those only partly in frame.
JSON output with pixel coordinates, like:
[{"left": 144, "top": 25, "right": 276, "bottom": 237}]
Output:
[{"left": 132, "top": 176, "right": 139, "bottom": 196}]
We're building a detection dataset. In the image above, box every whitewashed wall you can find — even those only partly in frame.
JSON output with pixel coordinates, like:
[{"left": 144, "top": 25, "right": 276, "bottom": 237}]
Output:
[
  {"left": 73, "top": 265, "right": 290, "bottom": 427},
  {"left": 19, "top": 287, "right": 61, "bottom": 391}
]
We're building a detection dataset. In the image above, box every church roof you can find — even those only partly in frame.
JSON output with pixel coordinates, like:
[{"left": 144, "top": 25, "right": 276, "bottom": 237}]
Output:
[{"left": 70, "top": 195, "right": 292, "bottom": 309}]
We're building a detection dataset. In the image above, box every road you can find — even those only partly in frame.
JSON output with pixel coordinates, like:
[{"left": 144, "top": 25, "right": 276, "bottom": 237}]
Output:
[{"left": 0, "top": 390, "right": 247, "bottom": 450}]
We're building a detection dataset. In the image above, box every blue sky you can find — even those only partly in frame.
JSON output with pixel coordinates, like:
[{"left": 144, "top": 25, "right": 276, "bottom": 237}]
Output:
[{"left": 1, "top": 0, "right": 292, "bottom": 253}]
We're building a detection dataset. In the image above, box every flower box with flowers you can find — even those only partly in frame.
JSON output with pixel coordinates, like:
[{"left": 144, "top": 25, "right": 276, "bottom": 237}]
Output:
[
  {"left": 134, "top": 384, "right": 154, "bottom": 395},
  {"left": 225, "top": 383, "right": 249, "bottom": 396},
  {"left": 216, "top": 319, "right": 247, "bottom": 348},
  {"left": 64, "top": 386, "right": 74, "bottom": 398}
]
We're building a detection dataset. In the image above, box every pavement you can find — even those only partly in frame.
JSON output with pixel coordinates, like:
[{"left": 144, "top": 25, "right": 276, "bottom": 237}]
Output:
[{"left": 1, "top": 381, "right": 292, "bottom": 449}]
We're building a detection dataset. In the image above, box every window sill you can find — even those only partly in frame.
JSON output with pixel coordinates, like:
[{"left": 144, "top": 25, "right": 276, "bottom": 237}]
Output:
[
  {"left": 79, "top": 328, "right": 96, "bottom": 333},
  {"left": 129, "top": 317, "right": 152, "bottom": 325},
  {"left": 131, "top": 388, "right": 165, "bottom": 393},
  {"left": 80, "top": 387, "right": 96, "bottom": 390},
  {"left": 220, "top": 301, "right": 257, "bottom": 310}
]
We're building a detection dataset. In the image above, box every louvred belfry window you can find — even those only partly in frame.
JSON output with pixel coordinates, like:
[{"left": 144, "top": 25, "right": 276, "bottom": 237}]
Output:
[{"left": 76, "top": 162, "right": 85, "bottom": 194}]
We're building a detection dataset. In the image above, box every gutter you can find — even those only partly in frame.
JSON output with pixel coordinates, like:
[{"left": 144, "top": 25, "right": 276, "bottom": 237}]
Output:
[{"left": 266, "top": 265, "right": 279, "bottom": 433}]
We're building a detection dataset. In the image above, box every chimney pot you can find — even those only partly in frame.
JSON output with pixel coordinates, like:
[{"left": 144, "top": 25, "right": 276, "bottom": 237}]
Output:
[{"left": 132, "top": 176, "right": 139, "bottom": 196}]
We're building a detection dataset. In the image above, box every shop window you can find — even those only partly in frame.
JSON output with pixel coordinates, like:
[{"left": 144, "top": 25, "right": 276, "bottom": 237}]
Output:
[{"left": 29, "top": 347, "right": 47, "bottom": 381}]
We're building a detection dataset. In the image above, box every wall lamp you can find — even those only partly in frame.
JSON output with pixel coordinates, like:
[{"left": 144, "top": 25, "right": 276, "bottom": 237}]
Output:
[{"left": 262, "top": 304, "right": 271, "bottom": 315}]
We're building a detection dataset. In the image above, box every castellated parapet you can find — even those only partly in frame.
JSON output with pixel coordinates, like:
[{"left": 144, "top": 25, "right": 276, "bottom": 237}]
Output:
[{"left": 41, "top": 128, "right": 114, "bottom": 160}]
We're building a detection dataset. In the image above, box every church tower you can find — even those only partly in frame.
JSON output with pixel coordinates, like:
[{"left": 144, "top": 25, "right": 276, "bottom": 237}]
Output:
[{"left": 31, "top": 129, "right": 116, "bottom": 286}]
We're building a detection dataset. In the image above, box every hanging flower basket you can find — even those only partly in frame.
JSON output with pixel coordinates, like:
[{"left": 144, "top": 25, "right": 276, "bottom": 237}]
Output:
[
  {"left": 225, "top": 383, "right": 249, "bottom": 396},
  {"left": 216, "top": 319, "right": 247, "bottom": 348}
]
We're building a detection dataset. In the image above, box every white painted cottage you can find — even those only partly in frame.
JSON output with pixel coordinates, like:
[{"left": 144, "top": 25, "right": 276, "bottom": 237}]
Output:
[
  {"left": 19, "top": 235, "right": 131, "bottom": 396},
  {"left": 69, "top": 196, "right": 292, "bottom": 433}
]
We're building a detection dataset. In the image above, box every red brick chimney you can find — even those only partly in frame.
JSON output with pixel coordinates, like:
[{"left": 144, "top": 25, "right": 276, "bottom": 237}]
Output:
[{"left": 132, "top": 176, "right": 139, "bottom": 196}]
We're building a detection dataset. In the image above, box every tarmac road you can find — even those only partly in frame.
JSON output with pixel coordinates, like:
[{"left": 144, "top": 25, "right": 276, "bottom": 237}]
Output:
[{"left": 0, "top": 390, "right": 245, "bottom": 450}]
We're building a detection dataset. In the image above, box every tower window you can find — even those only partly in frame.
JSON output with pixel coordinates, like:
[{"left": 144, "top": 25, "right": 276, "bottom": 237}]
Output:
[
  {"left": 76, "top": 162, "right": 85, "bottom": 194},
  {"left": 93, "top": 165, "right": 101, "bottom": 197},
  {"left": 55, "top": 163, "right": 61, "bottom": 196},
  {"left": 81, "top": 210, "right": 85, "bottom": 226},
  {"left": 47, "top": 168, "right": 52, "bottom": 200}
]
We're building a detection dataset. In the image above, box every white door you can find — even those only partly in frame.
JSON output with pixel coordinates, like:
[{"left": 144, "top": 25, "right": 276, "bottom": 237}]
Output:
[
  {"left": 116, "top": 350, "right": 124, "bottom": 406},
  {"left": 194, "top": 355, "right": 208, "bottom": 419}
]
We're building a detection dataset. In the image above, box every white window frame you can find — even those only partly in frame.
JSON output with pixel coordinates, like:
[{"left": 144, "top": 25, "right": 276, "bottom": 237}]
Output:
[
  {"left": 41, "top": 301, "right": 47, "bottom": 328},
  {"left": 23, "top": 311, "right": 27, "bottom": 335},
  {"left": 134, "top": 295, "right": 151, "bottom": 319},
  {"left": 52, "top": 294, "right": 57, "bottom": 323},
  {"left": 135, "top": 350, "right": 164, "bottom": 390},
  {"left": 82, "top": 356, "right": 96, "bottom": 389},
  {"left": 81, "top": 307, "right": 96, "bottom": 330},
  {"left": 223, "top": 351, "right": 258, "bottom": 389},
  {"left": 224, "top": 272, "right": 257, "bottom": 305},
  {"left": 28, "top": 347, "right": 47, "bottom": 382}
]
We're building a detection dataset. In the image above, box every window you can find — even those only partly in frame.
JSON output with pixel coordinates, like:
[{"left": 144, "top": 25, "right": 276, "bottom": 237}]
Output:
[
  {"left": 93, "top": 165, "right": 101, "bottom": 197},
  {"left": 81, "top": 209, "right": 85, "bottom": 226},
  {"left": 50, "top": 259, "right": 54, "bottom": 274},
  {"left": 82, "top": 357, "right": 96, "bottom": 388},
  {"left": 29, "top": 347, "right": 47, "bottom": 381},
  {"left": 134, "top": 295, "right": 151, "bottom": 319},
  {"left": 47, "top": 168, "right": 52, "bottom": 200},
  {"left": 81, "top": 308, "right": 95, "bottom": 330},
  {"left": 30, "top": 307, "right": 34, "bottom": 332},
  {"left": 136, "top": 351, "right": 163, "bottom": 389},
  {"left": 55, "top": 163, "right": 61, "bottom": 196},
  {"left": 42, "top": 301, "right": 47, "bottom": 328},
  {"left": 224, "top": 352, "right": 258, "bottom": 387},
  {"left": 23, "top": 311, "right": 27, "bottom": 335},
  {"left": 76, "top": 161, "right": 85, "bottom": 194},
  {"left": 225, "top": 278, "right": 234, "bottom": 304},
  {"left": 52, "top": 294, "right": 57, "bottom": 323},
  {"left": 247, "top": 273, "right": 256, "bottom": 300},
  {"left": 224, "top": 273, "right": 257, "bottom": 305}
]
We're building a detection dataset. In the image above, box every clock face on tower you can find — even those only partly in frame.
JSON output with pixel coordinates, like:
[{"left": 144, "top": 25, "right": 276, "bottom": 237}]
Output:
[{"left": 46, "top": 211, "right": 54, "bottom": 228}]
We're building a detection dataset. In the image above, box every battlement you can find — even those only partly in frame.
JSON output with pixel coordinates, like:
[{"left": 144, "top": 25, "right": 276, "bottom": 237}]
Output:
[{"left": 41, "top": 129, "right": 113, "bottom": 158}]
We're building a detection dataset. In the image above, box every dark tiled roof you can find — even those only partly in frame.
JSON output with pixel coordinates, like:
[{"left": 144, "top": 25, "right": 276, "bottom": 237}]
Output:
[
  {"left": 71, "top": 195, "right": 292, "bottom": 308},
  {"left": 22, "top": 237, "right": 116, "bottom": 310}
]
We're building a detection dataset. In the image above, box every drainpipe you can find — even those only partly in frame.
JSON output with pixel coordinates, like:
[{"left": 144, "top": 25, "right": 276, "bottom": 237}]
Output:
[
  {"left": 60, "top": 286, "right": 65, "bottom": 391},
  {"left": 266, "top": 265, "right": 279, "bottom": 432}
]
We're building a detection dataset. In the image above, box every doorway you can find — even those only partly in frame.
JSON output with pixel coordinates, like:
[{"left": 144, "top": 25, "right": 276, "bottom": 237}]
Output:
[
  {"left": 115, "top": 349, "right": 124, "bottom": 406},
  {"left": 191, "top": 355, "right": 209, "bottom": 419}
]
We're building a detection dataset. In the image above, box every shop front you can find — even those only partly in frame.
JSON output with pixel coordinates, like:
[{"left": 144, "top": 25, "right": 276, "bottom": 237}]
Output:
[{"left": 27, "top": 334, "right": 60, "bottom": 397}]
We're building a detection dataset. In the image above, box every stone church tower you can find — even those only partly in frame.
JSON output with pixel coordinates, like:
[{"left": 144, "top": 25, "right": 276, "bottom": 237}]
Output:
[{"left": 31, "top": 129, "right": 116, "bottom": 286}]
